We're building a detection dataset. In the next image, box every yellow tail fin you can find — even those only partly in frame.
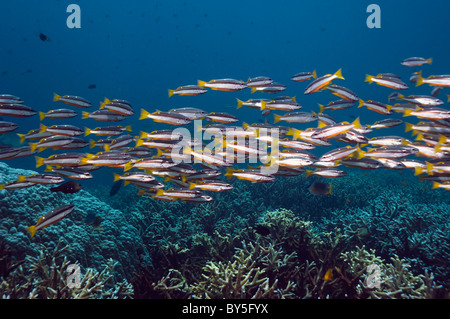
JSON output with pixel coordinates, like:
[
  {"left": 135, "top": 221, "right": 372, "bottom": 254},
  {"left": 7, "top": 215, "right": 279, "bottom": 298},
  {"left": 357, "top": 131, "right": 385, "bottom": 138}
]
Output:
[
  {"left": 293, "top": 128, "right": 303, "bottom": 140},
  {"left": 35, "top": 156, "right": 45, "bottom": 168},
  {"left": 29, "top": 142, "right": 38, "bottom": 153},
  {"left": 123, "top": 162, "right": 133, "bottom": 172},
  {"left": 273, "top": 114, "right": 281, "bottom": 123},
  {"left": 405, "top": 123, "right": 414, "bottom": 133},
  {"left": 39, "top": 112, "right": 46, "bottom": 121},
  {"left": 183, "top": 146, "right": 193, "bottom": 155},
  {"left": 224, "top": 167, "right": 234, "bottom": 178},
  {"left": 197, "top": 80, "right": 207, "bottom": 87},
  {"left": 356, "top": 145, "right": 366, "bottom": 159},
  {"left": 100, "top": 98, "right": 110, "bottom": 109},
  {"left": 168, "top": 89, "right": 174, "bottom": 97},
  {"left": 135, "top": 139, "right": 144, "bottom": 147},
  {"left": 261, "top": 100, "right": 267, "bottom": 110},
  {"left": 403, "top": 109, "right": 413, "bottom": 117},
  {"left": 414, "top": 167, "right": 424, "bottom": 176},
  {"left": 364, "top": 75, "right": 373, "bottom": 83},
  {"left": 39, "top": 123, "right": 47, "bottom": 133},
  {"left": 17, "top": 133, "right": 26, "bottom": 144},
  {"left": 319, "top": 104, "right": 325, "bottom": 114},
  {"left": 27, "top": 225, "right": 37, "bottom": 238},
  {"left": 139, "top": 109, "right": 150, "bottom": 120},
  {"left": 334, "top": 68, "right": 344, "bottom": 80},
  {"left": 53, "top": 93, "right": 60, "bottom": 102},
  {"left": 426, "top": 162, "right": 434, "bottom": 174},
  {"left": 415, "top": 71, "right": 424, "bottom": 86},
  {"left": 352, "top": 117, "right": 362, "bottom": 129}
]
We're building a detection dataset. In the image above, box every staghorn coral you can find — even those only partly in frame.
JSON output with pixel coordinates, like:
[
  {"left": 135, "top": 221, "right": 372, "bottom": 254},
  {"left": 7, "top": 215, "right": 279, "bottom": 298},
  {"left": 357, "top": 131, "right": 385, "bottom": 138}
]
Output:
[
  {"left": 190, "top": 239, "right": 297, "bottom": 299},
  {"left": 0, "top": 241, "right": 133, "bottom": 299},
  {"left": 321, "top": 189, "right": 450, "bottom": 287},
  {"left": 338, "top": 245, "right": 443, "bottom": 299},
  {"left": 142, "top": 268, "right": 192, "bottom": 299},
  {"left": 0, "top": 240, "right": 26, "bottom": 280},
  {"left": 132, "top": 206, "right": 447, "bottom": 299},
  {"left": 256, "top": 208, "right": 319, "bottom": 253}
]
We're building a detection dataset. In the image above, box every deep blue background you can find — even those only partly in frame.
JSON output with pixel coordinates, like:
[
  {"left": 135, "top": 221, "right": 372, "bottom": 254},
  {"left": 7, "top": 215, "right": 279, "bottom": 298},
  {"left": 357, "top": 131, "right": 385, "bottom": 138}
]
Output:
[{"left": 1, "top": 0, "right": 449, "bottom": 184}]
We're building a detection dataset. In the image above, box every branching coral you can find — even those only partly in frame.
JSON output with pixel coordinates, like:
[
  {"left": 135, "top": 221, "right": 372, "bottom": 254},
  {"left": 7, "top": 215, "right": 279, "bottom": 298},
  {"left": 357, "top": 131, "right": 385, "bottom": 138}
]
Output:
[
  {"left": 151, "top": 269, "right": 192, "bottom": 299},
  {"left": 338, "top": 245, "right": 443, "bottom": 299},
  {"left": 0, "top": 241, "right": 133, "bottom": 299},
  {"left": 0, "top": 240, "right": 25, "bottom": 280},
  {"left": 190, "top": 240, "right": 297, "bottom": 299},
  {"left": 256, "top": 208, "right": 319, "bottom": 254},
  {"left": 321, "top": 189, "right": 450, "bottom": 287},
  {"left": 132, "top": 206, "right": 447, "bottom": 299}
]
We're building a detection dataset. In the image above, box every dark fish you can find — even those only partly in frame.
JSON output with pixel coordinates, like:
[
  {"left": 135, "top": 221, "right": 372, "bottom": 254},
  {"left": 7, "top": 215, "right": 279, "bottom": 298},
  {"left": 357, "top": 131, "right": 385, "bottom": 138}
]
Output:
[
  {"left": 254, "top": 224, "right": 270, "bottom": 236},
  {"left": 308, "top": 181, "right": 332, "bottom": 195},
  {"left": 85, "top": 212, "right": 104, "bottom": 229},
  {"left": 88, "top": 84, "right": 96, "bottom": 89},
  {"left": 39, "top": 33, "right": 50, "bottom": 42},
  {"left": 50, "top": 181, "right": 82, "bottom": 194},
  {"left": 110, "top": 180, "right": 123, "bottom": 196}
]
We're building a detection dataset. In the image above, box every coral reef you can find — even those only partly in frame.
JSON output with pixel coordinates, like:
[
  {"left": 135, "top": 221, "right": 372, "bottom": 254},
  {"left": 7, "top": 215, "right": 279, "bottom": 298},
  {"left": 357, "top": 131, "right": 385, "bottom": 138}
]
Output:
[
  {"left": 0, "top": 241, "right": 132, "bottom": 298},
  {"left": 190, "top": 240, "right": 298, "bottom": 299},
  {"left": 320, "top": 188, "right": 450, "bottom": 287},
  {"left": 131, "top": 207, "right": 447, "bottom": 299},
  {"left": 0, "top": 162, "right": 147, "bottom": 282},
  {"left": 338, "top": 246, "right": 442, "bottom": 299},
  {"left": 0, "top": 161, "right": 448, "bottom": 299}
]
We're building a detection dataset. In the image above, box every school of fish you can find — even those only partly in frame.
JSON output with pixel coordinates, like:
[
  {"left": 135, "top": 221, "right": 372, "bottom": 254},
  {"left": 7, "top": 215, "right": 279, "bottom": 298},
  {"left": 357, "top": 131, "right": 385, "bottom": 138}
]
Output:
[{"left": 1, "top": 56, "right": 450, "bottom": 237}]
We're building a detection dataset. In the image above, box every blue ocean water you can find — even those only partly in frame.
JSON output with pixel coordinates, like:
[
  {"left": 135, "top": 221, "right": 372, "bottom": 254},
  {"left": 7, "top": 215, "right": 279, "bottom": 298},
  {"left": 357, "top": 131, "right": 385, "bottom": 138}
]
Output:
[
  {"left": 1, "top": 0, "right": 449, "bottom": 300},
  {"left": 2, "top": 0, "right": 450, "bottom": 163}
]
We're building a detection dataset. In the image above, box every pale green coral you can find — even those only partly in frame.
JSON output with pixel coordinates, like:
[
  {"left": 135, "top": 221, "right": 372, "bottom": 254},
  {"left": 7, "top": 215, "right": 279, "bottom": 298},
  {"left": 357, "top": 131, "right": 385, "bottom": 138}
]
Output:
[
  {"left": 190, "top": 240, "right": 297, "bottom": 299},
  {"left": 0, "top": 241, "right": 133, "bottom": 299},
  {"left": 339, "top": 245, "right": 442, "bottom": 299}
]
